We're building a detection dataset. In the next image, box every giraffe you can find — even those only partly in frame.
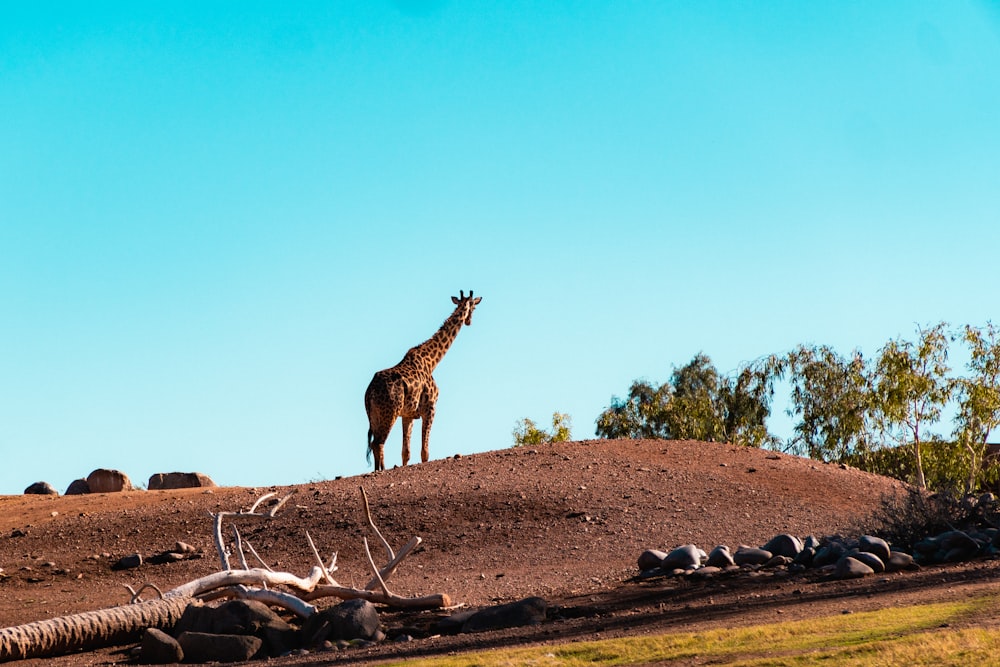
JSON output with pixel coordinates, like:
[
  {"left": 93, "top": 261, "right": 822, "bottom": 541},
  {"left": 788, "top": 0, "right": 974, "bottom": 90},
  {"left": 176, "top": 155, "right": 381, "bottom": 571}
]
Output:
[{"left": 364, "top": 290, "right": 483, "bottom": 471}]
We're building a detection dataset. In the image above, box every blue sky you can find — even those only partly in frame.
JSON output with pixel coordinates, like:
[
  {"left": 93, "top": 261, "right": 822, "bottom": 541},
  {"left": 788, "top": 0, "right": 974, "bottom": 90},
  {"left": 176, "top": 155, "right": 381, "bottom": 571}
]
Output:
[{"left": 2, "top": 2, "right": 999, "bottom": 494}]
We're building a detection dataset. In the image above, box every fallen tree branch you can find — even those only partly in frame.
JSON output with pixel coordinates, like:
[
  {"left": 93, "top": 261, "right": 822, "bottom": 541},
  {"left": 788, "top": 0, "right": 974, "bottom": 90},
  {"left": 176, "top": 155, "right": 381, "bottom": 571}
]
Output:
[
  {"left": 164, "top": 566, "right": 326, "bottom": 600},
  {"left": 197, "top": 585, "right": 317, "bottom": 618},
  {"left": 0, "top": 597, "right": 193, "bottom": 663},
  {"left": 303, "top": 586, "right": 452, "bottom": 609}
]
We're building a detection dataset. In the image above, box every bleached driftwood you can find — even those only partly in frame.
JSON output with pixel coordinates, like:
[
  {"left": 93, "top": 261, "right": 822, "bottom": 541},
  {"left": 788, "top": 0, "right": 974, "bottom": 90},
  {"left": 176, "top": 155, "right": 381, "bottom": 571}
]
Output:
[{"left": 0, "top": 486, "right": 452, "bottom": 662}]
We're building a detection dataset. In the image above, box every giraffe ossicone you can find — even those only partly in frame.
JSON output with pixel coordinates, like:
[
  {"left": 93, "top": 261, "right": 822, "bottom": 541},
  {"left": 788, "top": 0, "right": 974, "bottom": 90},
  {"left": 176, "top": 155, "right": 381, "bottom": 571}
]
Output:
[{"left": 364, "top": 291, "right": 482, "bottom": 471}]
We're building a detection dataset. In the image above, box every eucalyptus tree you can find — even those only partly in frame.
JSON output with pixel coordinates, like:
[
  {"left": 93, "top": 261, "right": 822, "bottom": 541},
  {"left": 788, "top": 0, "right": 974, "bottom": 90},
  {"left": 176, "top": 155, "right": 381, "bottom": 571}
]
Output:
[
  {"left": 783, "top": 344, "right": 874, "bottom": 462},
  {"left": 872, "top": 322, "right": 953, "bottom": 489},
  {"left": 953, "top": 322, "right": 1000, "bottom": 492},
  {"left": 595, "top": 353, "right": 777, "bottom": 446}
]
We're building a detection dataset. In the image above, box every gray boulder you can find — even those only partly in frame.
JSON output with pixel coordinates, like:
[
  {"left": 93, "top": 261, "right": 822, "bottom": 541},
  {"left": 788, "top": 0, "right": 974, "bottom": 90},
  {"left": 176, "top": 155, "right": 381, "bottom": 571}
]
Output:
[
  {"left": 762, "top": 534, "right": 802, "bottom": 558},
  {"left": 64, "top": 478, "right": 90, "bottom": 495},
  {"left": 660, "top": 544, "right": 704, "bottom": 571},
  {"left": 812, "top": 540, "right": 849, "bottom": 567},
  {"left": 733, "top": 546, "right": 772, "bottom": 567},
  {"left": 140, "top": 627, "right": 184, "bottom": 664},
  {"left": 148, "top": 472, "right": 217, "bottom": 490},
  {"left": 462, "top": 597, "right": 548, "bottom": 633},
  {"left": 24, "top": 482, "right": 58, "bottom": 495},
  {"left": 637, "top": 549, "right": 667, "bottom": 571},
  {"left": 304, "top": 599, "right": 381, "bottom": 643},
  {"left": 834, "top": 556, "right": 875, "bottom": 580},
  {"left": 849, "top": 550, "right": 885, "bottom": 573},
  {"left": 177, "top": 632, "right": 261, "bottom": 663},
  {"left": 886, "top": 551, "right": 919, "bottom": 572},
  {"left": 87, "top": 468, "right": 133, "bottom": 493},
  {"left": 859, "top": 535, "right": 891, "bottom": 562},
  {"left": 706, "top": 545, "right": 735, "bottom": 568}
]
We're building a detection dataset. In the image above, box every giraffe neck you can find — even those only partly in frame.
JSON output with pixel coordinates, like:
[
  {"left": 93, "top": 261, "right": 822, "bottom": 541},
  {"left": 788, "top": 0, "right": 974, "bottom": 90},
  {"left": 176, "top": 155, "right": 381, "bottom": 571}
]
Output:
[{"left": 405, "top": 305, "right": 466, "bottom": 374}]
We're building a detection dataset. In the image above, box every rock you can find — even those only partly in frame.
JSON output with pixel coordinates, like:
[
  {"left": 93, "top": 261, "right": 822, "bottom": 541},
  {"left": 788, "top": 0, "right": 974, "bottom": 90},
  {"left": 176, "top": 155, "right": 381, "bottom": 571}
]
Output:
[
  {"left": 148, "top": 472, "right": 217, "bottom": 490},
  {"left": 205, "top": 600, "right": 297, "bottom": 656},
  {"left": 834, "top": 556, "right": 875, "bottom": 580},
  {"left": 24, "top": 482, "right": 58, "bottom": 495},
  {"left": 303, "top": 599, "right": 381, "bottom": 643},
  {"left": 706, "top": 545, "right": 735, "bottom": 568},
  {"left": 762, "top": 534, "right": 802, "bottom": 558},
  {"left": 111, "top": 553, "right": 143, "bottom": 570},
  {"left": 174, "top": 541, "right": 197, "bottom": 554},
  {"left": 177, "top": 632, "right": 262, "bottom": 663},
  {"left": 938, "top": 530, "right": 981, "bottom": 561},
  {"left": 859, "top": 535, "right": 891, "bottom": 563},
  {"left": 140, "top": 627, "right": 184, "bottom": 664},
  {"left": 886, "top": 551, "right": 919, "bottom": 572},
  {"left": 812, "top": 541, "right": 848, "bottom": 568},
  {"left": 793, "top": 546, "right": 816, "bottom": 567},
  {"left": 660, "top": 544, "right": 704, "bottom": 571},
  {"left": 802, "top": 535, "right": 821, "bottom": 550},
  {"left": 688, "top": 566, "right": 723, "bottom": 579},
  {"left": 462, "top": 597, "right": 548, "bottom": 633},
  {"left": 850, "top": 550, "right": 885, "bottom": 573},
  {"left": 762, "top": 555, "right": 792, "bottom": 569},
  {"left": 637, "top": 549, "right": 667, "bottom": 571},
  {"left": 733, "top": 546, "right": 772, "bottom": 567},
  {"left": 87, "top": 468, "right": 133, "bottom": 493},
  {"left": 433, "top": 609, "right": 477, "bottom": 635},
  {"left": 64, "top": 479, "right": 91, "bottom": 495},
  {"left": 209, "top": 599, "right": 288, "bottom": 635},
  {"left": 147, "top": 541, "right": 202, "bottom": 565}
]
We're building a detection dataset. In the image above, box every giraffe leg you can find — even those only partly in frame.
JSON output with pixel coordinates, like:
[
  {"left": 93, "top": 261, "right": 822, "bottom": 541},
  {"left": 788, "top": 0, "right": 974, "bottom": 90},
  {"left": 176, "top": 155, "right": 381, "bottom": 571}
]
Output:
[
  {"left": 401, "top": 417, "right": 414, "bottom": 466},
  {"left": 419, "top": 379, "right": 439, "bottom": 464},
  {"left": 420, "top": 404, "right": 435, "bottom": 463},
  {"left": 368, "top": 414, "right": 396, "bottom": 472}
]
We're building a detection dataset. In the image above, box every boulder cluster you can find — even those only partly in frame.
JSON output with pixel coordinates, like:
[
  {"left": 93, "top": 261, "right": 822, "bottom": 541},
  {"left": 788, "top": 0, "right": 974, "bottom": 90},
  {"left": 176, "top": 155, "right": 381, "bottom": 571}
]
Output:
[
  {"left": 639, "top": 533, "right": 918, "bottom": 582},
  {"left": 134, "top": 596, "right": 548, "bottom": 664},
  {"left": 640, "top": 521, "right": 1000, "bottom": 582},
  {"left": 23, "top": 469, "right": 215, "bottom": 495}
]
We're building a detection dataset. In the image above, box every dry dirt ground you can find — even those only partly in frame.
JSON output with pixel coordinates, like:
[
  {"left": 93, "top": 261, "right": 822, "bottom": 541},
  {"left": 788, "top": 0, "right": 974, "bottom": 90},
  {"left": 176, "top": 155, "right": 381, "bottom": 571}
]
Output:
[{"left": 3, "top": 439, "right": 1000, "bottom": 666}]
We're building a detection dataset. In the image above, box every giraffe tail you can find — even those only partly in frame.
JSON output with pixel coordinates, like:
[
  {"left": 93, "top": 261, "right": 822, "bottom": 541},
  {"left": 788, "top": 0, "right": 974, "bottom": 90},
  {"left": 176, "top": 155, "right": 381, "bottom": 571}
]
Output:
[{"left": 366, "top": 428, "right": 374, "bottom": 464}]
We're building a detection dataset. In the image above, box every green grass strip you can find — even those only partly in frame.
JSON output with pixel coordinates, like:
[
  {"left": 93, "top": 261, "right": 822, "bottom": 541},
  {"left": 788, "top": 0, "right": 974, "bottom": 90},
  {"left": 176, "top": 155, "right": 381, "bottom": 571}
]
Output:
[{"left": 382, "top": 595, "right": 997, "bottom": 667}]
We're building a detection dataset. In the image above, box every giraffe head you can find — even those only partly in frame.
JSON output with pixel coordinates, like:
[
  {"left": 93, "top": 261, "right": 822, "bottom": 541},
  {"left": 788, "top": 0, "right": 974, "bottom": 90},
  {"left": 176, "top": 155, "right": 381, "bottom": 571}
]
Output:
[{"left": 451, "top": 290, "right": 483, "bottom": 326}]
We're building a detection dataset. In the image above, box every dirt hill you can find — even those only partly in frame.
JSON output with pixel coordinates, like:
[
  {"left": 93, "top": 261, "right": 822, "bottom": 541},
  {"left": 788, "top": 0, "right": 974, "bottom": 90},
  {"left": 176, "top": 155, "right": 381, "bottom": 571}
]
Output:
[{"left": 3, "top": 439, "right": 997, "bottom": 666}]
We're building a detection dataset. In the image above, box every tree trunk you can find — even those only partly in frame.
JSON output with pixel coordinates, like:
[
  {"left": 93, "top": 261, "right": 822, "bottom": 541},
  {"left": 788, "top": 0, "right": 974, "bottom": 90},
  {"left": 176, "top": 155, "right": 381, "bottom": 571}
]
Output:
[{"left": 0, "top": 597, "right": 191, "bottom": 662}]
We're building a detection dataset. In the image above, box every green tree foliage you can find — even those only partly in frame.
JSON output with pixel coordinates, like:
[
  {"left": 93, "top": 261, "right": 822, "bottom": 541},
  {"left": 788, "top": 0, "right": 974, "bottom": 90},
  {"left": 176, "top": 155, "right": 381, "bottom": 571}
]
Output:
[
  {"left": 782, "top": 345, "right": 874, "bottom": 462},
  {"left": 595, "top": 353, "right": 778, "bottom": 447},
  {"left": 953, "top": 322, "right": 1000, "bottom": 492},
  {"left": 513, "top": 412, "right": 572, "bottom": 447},
  {"left": 871, "top": 322, "right": 953, "bottom": 489}
]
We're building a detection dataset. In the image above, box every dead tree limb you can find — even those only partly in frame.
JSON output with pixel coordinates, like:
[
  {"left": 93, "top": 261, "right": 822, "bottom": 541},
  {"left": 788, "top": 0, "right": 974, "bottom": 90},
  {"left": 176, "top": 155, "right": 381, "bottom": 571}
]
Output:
[
  {"left": 0, "top": 487, "right": 452, "bottom": 663},
  {"left": 0, "top": 597, "right": 192, "bottom": 663}
]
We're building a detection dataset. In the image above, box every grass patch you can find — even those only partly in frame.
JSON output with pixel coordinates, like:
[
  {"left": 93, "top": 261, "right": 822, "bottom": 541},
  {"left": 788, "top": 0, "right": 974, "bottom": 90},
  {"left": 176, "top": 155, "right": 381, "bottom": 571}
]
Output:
[{"left": 385, "top": 595, "right": 998, "bottom": 666}]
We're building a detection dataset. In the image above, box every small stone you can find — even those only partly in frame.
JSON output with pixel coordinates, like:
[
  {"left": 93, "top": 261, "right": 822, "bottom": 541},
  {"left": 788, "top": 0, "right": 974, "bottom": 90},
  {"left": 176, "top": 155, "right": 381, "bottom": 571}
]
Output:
[{"left": 112, "top": 553, "right": 143, "bottom": 571}]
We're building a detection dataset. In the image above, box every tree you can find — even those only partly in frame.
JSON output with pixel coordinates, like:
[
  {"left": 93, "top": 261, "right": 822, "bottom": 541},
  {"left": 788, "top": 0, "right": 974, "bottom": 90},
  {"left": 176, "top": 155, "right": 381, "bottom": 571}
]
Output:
[
  {"left": 783, "top": 345, "right": 874, "bottom": 461},
  {"left": 872, "top": 322, "right": 953, "bottom": 489},
  {"left": 513, "top": 412, "right": 573, "bottom": 447},
  {"left": 595, "top": 353, "right": 777, "bottom": 446},
  {"left": 953, "top": 322, "right": 1000, "bottom": 492}
]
